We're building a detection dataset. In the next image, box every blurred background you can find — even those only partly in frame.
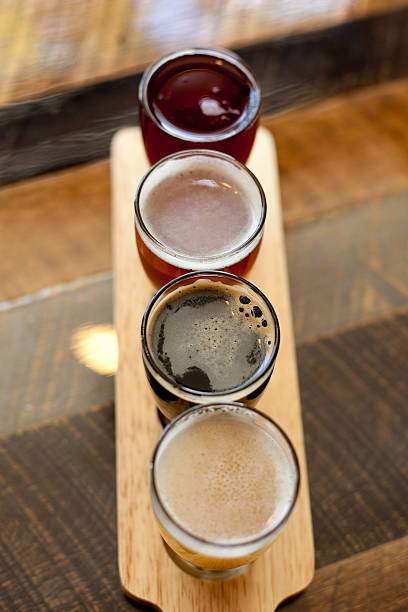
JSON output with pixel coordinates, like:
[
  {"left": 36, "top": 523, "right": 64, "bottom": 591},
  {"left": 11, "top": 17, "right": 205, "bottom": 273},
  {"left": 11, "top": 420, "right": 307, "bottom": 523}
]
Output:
[{"left": 0, "top": 1, "right": 407, "bottom": 609}]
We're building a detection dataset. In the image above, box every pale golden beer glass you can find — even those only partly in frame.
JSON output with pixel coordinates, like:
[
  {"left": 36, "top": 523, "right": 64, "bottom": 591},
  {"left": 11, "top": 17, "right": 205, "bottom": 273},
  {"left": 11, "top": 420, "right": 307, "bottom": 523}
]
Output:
[{"left": 150, "top": 403, "right": 300, "bottom": 580}]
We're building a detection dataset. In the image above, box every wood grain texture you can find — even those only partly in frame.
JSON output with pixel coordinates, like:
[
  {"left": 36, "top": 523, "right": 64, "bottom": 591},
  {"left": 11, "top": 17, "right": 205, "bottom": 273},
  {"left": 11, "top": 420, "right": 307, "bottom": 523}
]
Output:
[
  {"left": 0, "top": 310, "right": 407, "bottom": 609},
  {"left": 265, "top": 78, "right": 408, "bottom": 226},
  {"left": 1, "top": 184, "right": 406, "bottom": 433},
  {"left": 1, "top": 183, "right": 406, "bottom": 434},
  {"left": 287, "top": 191, "right": 408, "bottom": 342},
  {"left": 1, "top": 78, "right": 408, "bottom": 304},
  {"left": 111, "top": 127, "right": 314, "bottom": 609},
  {"left": 1, "top": 0, "right": 406, "bottom": 105},
  {"left": 0, "top": 161, "right": 111, "bottom": 301},
  {"left": 0, "top": 405, "right": 131, "bottom": 611},
  {"left": 0, "top": 274, "right": 114, "bottom": 435},
  {"left": 282, "top": 537, "right": 408, "bottom": 611},
  {"left": 3, "top": 7, "right": 408, "bottom": 184},
  {"left": 0, "top": 80, "right": 407, "bottom": 440},
  {"left": 299, "top": 307, "right": 408, "bottom": 568}
]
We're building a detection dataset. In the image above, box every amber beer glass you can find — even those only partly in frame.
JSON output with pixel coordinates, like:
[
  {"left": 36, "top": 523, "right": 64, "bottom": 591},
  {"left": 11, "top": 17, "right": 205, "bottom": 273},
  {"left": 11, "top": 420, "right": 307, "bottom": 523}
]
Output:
[
  {"left": 150, "top": 403, "right": 300, "bottom": 579},
  {"left": 138, "top": 47, "right": 261, "bottom": 165},
  {"left": 141, "top": 271, "right": 280, "bottom": 423},
  {"left": 134, "top": 150, "right": 266, "bottom": 286}
]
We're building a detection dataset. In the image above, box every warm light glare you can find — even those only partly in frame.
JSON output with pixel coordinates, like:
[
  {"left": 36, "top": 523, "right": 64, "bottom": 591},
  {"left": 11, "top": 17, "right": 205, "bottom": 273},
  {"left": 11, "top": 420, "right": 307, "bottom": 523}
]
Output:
[{"left": 71, "top": 324, "right": 118, "bottom": 375}]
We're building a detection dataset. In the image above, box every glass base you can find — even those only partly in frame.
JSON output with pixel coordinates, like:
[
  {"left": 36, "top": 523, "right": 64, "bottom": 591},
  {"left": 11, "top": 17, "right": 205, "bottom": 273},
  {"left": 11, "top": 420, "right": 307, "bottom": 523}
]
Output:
[{"left": 162, "top": 539, "right": 250, "bottom": 581}]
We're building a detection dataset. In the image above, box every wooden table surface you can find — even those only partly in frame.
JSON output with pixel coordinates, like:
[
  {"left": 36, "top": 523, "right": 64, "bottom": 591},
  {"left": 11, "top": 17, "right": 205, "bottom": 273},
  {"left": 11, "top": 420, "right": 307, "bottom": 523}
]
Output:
[
  {"left": 1, "top": 0, "right": 406, "bottom": 105},
  {"left": 0, "top": 2, "right": 407, "bottom": 610}
]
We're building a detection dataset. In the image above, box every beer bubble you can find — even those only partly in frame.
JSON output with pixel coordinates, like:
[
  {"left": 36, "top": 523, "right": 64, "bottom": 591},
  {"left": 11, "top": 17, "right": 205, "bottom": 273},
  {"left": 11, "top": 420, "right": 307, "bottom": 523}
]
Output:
[
  {"left": 149, "top": 283, "right": 275, "bottom": 392},
  {"left": 252, "top": 305, "right": 262, "bottom": 318}
]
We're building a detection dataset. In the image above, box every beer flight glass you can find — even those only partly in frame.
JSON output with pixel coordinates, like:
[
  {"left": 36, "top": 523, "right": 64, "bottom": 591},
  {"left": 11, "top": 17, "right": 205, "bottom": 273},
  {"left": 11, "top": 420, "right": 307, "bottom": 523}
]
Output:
[
  {"left": 141, "top": 271, "right": 280, "bottom": 423},
  {"left": 138, "top": 47, "right": 261, "bottom": 165},
  {"left": 136, "top": 46, "right": 297, "bottom": 583},
  {"left": 150, "top": 403, "right": 300, "bottom": 579},
  {"left": 134, "top": 149, "right": 267, "bottom": 286}
]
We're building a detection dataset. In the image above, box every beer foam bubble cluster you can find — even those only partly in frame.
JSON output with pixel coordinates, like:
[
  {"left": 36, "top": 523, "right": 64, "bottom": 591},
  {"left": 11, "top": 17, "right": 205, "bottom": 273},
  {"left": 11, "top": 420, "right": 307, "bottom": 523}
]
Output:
[
  {"left": 155, "top": 407, "right": 297, "bottom": 542},
  {"left": 148, "top": 282, "right": 274, "bottom": 392}
]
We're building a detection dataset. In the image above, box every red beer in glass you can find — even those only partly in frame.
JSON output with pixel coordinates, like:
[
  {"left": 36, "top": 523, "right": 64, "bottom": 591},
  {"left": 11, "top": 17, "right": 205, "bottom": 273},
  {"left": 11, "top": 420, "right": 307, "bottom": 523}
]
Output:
[
  {"left": 134, "top": 150, "right": 266, "bottom": 286},
  {"left": 138, "top": 47, "right": 261, "bottom": 165}
]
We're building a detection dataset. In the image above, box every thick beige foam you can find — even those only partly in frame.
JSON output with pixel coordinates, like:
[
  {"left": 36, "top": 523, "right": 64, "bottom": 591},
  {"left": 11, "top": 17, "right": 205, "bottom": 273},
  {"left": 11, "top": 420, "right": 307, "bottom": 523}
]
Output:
[{"left": 155, "top": 411, "right": 296, "bottom": 543}]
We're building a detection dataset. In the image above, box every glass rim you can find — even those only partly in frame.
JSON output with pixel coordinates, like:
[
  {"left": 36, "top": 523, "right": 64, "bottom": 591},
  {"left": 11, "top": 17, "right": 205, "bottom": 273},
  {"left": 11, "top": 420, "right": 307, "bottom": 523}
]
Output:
[
  {"left": 138, "top": 46, "right": 261, "bottom": 143},
  {"left": 141, "top": 270, "right": 280, "bottom": 399},
  {"left": 134, "top": 148, "right": 267, "bottom": 268},
  {"left": 150, "top": 402, "right": 300, "bottom": 552}
]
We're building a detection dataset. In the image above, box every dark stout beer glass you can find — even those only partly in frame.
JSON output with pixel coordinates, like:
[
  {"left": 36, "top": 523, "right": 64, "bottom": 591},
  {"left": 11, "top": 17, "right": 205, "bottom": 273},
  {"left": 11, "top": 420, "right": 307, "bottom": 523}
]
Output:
[
  {"left": 138, "top": 47, "right": 261, "bottom": 165},
  {"left": 141, "top": 271, "right": 280, "bottom": 423},
  {"left": 150, "top": 403, "right": 300, "bottom": 579},
  {"left": 134, "top": 149, "right": 266, "bottom": 286}
]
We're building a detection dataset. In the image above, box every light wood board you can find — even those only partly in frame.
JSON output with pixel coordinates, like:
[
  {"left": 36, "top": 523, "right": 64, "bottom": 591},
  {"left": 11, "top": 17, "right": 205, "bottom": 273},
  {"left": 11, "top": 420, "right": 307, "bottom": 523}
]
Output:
[{"left": 111, "top": 127, "right": 314, "bottom": 611}]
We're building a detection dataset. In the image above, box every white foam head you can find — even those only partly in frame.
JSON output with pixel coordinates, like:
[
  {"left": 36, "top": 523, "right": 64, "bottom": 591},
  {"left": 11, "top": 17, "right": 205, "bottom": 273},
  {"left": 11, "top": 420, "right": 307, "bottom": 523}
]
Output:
[{"left": 135, "top": 151, "right": 266, "bottom": 270}]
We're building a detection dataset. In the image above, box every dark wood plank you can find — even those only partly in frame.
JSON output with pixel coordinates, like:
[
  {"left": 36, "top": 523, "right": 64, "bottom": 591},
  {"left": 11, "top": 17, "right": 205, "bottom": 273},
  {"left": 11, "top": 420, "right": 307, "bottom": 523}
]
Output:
[
  {"left": 0, "top": 405, "right": 139, "bottom": 611},
  {"left": 0, "top": 310, "right": 407, "bottom": 609},
  {"left": 2, "top": 7, "right": 408, "bottom": 184},
  {"left": 299, "top": 308, "right": 408, "bottom": 568},
  {"left": 2, "top": 0, "right": 406, "bottom": 105},
  {"left": 281, "top": 537, "right": 408, "bottom": 611}
]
